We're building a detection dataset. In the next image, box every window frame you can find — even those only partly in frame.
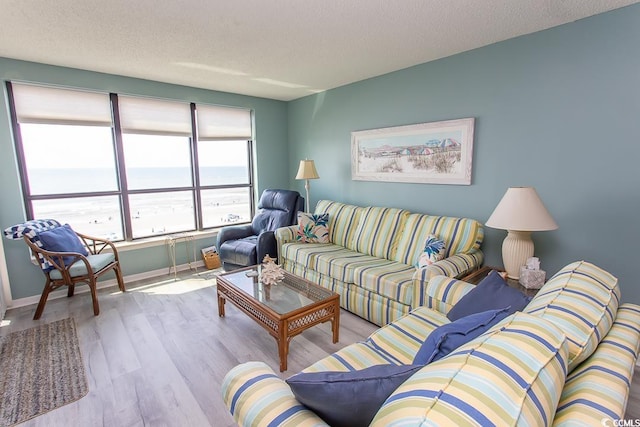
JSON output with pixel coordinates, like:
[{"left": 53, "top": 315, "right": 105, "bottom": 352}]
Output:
[{"left": 6, "top": 81, "right": 255, "bottom": 241}]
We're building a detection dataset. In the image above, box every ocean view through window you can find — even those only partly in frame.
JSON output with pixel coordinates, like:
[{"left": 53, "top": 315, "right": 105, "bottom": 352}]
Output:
[{"left": 8, "top": 82, "right": 254, "bottom": 241}]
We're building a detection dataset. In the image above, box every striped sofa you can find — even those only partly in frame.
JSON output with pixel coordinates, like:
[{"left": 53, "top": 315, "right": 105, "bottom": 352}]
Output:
[
  {"left": 275, "top": 200, "right": 484, "bottom": 326},
  {"left": 222, "top": 261, "right": 640, "bottom": 426}
]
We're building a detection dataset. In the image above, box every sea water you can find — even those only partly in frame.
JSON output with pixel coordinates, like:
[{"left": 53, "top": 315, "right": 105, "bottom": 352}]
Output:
[{"left": 28, "top": 166, "right": 251, "bottom": 240}]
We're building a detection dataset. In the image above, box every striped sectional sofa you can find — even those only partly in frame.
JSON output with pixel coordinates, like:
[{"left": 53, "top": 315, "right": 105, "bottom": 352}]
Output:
[
  {"left": 222, "top": 261, "right": 640, "bottom": 426},
  {"left": 275, "top": 200, "right": 484, "bottom": 326}
]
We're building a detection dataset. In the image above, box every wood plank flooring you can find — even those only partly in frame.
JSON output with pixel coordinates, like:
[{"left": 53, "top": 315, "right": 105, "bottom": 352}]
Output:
[{"left": 1, "top": 270, "right": 639, "bottom": 426}]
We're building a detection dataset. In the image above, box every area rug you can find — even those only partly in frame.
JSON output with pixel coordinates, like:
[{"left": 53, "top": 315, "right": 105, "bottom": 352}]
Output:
[{"left": 0, "top": 318, "right": 88, "bottom": 426}]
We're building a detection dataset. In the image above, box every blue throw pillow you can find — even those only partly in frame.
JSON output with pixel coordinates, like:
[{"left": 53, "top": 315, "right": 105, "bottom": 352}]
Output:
[
  {"left": 447, "top": 270, "right": 531, "bottom": 321},
  {"left": 413, "top": 307, "right": 511, "bottom": 365},
  {"left": 38, "top": 224, "right": 89, "bottom": 267},
  {"left": 286, "top": 364, "right": 422, "bottom": 427}
]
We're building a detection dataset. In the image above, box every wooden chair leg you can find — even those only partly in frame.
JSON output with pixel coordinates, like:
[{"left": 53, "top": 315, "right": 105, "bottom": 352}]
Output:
[
  {"left": 114, "top": 264, "right": 126, "bottom": 292},
  {"left": 67, "top": 283, "right": 75, "bottom": 297},
  {"left": 34, "top": 281, "right": 53, "bottom": 320},
  {"left": 89, "top": 279, "right": 100, "bottom": 316}
]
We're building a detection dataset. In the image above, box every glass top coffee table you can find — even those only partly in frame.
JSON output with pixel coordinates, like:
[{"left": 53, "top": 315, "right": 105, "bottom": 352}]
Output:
[{"left": 216, "top": 265, "right": 340, "bottom": 371}]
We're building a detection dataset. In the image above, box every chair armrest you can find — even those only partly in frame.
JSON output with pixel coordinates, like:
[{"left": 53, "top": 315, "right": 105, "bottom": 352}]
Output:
[
  {"left": 411, "top": 274, "right": 475, "bottom": 315},
  {"left": 76, "top": 232, "right": 119, "bottom": 259},
  {"left": 222, "top": 361, "right": 328, "bottom": 427},
  {"left": 275, "top": 225, "right": 299, "bottom": 263},
  {"left": 257, "top": 231, "right": 277, "bottom": 263},
  {"left": 216, "top": 224, "right": 255, "bottom": 249}
]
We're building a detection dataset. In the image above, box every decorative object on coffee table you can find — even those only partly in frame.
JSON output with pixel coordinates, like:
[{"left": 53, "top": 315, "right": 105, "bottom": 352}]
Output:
[
  {"left": 260, "top": 255, "right": 284, "bottom": 285},
  {"left": 485, "top": 187, "right": 558, "bottom": 279},
  {"left": 295, "top": 159, "right": 319, "bottom": 212}
]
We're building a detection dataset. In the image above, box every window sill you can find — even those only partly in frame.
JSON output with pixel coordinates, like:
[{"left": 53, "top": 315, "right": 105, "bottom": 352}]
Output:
[{"left": 113, "top": 229, "right": 219, "bottom": 252}]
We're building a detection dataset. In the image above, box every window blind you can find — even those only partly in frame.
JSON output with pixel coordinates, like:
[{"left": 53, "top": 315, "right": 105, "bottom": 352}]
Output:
[
  {"left": 118, "top": 96, "right": 192, "bottom": 136},
  {"left": 197, "top": 104, "right": 252, "bottom": 140},
  {"left": 12, "top": 83, "right": 112, "bottom": 126}
]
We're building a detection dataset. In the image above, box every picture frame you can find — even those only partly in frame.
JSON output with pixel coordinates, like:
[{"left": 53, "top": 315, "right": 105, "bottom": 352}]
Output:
[{"left": 351, "top": 118, "right": 475, "bottom": 185}]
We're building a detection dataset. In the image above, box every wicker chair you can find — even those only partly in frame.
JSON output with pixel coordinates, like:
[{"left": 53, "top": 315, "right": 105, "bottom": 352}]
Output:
[{"left": 4, "top": 219, "right": 125, "bottom": 319}]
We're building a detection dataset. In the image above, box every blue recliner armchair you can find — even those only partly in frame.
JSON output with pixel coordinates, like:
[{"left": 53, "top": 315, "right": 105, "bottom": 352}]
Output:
[{"left": 217, "top": 189, "right": 304, "bottom": 270}]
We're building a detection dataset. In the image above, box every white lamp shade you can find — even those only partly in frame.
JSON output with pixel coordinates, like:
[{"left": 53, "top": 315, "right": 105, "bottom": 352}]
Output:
[
  {"left": 485, "top": 187, "right": 558, "bottom": 231},
  {"left": 295, "top": 159, "right": 319, "bottom": 180}
]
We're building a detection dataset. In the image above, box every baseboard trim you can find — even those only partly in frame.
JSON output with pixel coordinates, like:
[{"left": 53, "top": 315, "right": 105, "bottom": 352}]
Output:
[{"left": 7, "top": 260, "right": 207, "bottom": 310}]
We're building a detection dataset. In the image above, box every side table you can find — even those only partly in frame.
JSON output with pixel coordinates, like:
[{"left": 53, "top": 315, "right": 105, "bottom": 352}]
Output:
[
  {"left": 165, "top": 233, "right": 198, "bottom": 279},
  {"left": 461, "top": 266, "right": 540, "bottom": 297}
]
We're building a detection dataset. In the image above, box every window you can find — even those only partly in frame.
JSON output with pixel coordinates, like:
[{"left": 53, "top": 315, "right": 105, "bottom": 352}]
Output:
[{"left": 8, "top": 82, "right": 254, "bottom": 241}]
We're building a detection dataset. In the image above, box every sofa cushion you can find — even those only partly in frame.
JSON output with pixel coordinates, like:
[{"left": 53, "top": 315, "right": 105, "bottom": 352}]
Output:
[
  {"left": 413, "top": 307, "right": 511, "bottom": 364},
  {"left": 304, "top": 307, "right": 449, "bottom": 372},
  {"left": 296, "top": 212, "right": 329, "bottom": 243},
  {"left": 371, "top": 312, "right": 569, "bottom": 426},
  {"left": 351, "top": 206, "right": 409, "bottom": 259},
  {"left": 392, "top": 213, "right": 483, "bottom": 264},
  {"left": 282, "top": 243, "right": 381, "bottom": 284},
  {"left": 447, "top": 270, "right": 531, "bottom": 321},
  {"left": 314, "top": 200, "right": 363, "bottom": 248},
  {"left": 287, "top": 364, "right": 423, "bottom": 427},
  {"left": 352, "top": 261, "right": 416, "bottom": 306},
  {"left": 525, "top": 260, "right": 620, "bottom": 372}
]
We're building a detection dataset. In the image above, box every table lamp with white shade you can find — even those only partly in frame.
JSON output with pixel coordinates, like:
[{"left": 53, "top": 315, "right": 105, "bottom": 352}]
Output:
[
  {"left": 295, "top": 159, "right": 319, "bottom": 212},
  {"left": 485, "top": 187, "right": 558, "bottom": 279}
]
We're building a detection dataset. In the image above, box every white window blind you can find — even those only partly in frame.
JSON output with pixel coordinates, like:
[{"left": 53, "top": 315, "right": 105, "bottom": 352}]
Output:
[
  {"left": 118, "top": 96, "right": 192, "bottom": 136},
  {"left": 197, "top": 105, "right": 252, "bottom": 140},
  {"left": 12, "top": 83, "right": 112, "bottom": 126}
]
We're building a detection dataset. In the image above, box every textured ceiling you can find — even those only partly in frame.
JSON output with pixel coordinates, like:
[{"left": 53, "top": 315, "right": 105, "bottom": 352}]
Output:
[{"left": 1, "top": 0, "right": 638, "bottom": 101}]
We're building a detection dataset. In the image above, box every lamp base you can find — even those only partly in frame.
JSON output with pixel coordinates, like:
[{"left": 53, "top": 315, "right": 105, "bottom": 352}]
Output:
[
  {"left": 304, "top": 180, "right": 311, "bottom": 212},
  {"left": 501, "top": 230, "right": 534, "bottom": 280}
]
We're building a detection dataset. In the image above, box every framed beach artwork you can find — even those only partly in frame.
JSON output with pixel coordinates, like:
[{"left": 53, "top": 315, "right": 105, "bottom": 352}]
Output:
[{"left": 351, "top": 118, "right": 475, "bottom": 185}]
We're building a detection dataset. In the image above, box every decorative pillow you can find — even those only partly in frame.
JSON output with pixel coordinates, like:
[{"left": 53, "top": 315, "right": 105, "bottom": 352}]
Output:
[
  {"left": 447, "top": 269, "right": 531, "bottom": 321},
  {"left": 286, "top": 364, "right": 423, "bottom": 427},
  {"left": 296, "top": 212, "right": 329, "bottom": 243},
  {"left": 37, "top": 224, "right": 88, "bottom": 267},
  {"left": 415, "top": 234, "right": 446, "bottom": 269},
  {"left": 413, "top": 307, "right": 511, "bottom": 364}
]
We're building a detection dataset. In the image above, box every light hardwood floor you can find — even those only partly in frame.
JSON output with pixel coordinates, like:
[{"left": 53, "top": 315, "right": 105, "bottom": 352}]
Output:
[{"left": 1, "top": 270, "right": 639, "bottom": 426}]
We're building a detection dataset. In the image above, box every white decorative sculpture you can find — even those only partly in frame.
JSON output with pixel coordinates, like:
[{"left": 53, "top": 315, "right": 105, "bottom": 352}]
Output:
[{"left": 260, "top": 255, "right": 284, "bottom": 285}]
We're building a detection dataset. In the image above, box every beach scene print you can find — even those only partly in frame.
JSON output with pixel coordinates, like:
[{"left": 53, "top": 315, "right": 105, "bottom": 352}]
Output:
[{"left": 351, "top": 118, "right": 474, "bottom": 185}]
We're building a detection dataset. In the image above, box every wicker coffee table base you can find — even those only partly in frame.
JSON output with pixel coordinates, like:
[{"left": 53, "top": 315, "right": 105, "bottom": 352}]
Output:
[{"left": 217, "top": 275, "right": 340, "bottom": 372}]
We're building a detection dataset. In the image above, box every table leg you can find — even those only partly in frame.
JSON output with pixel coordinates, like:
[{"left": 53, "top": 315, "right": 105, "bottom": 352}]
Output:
[
  {"left": 217, "top": 293, "right": 226, "bottom": 317},
  {"left": 332, "top": 303, "right": 340, "bottom": 343},
  {"left": 278, "top": 322, "right": 289, "bottom": 372},
  {"left": 166, "top": 236, "right": 177, "bottom": 279}
]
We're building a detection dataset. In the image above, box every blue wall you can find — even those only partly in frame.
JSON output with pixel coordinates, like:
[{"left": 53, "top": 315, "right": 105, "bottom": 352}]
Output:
[
  {"left": 0, "top": 58, "right": 289, "bottom": 299},
  {"left": 288, "top": 5, "right": 640, "bottom": 303},
  {"left": 3, "top": 5, "right": 640, "bottom": 304}
]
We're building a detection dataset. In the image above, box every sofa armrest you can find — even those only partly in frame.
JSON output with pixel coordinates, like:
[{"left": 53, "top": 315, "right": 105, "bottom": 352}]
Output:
[
  {"left": 418, "top": 249, "right": 484, "bottom": 280},
  {"left": 216, "top": 224, "right": 255, "bottom": 249},
  {"left": 411, "top": 274, "right": 475, "bottom": 315},
  {"left": 222, "top": 361, "right": 328, "bottom": 427},
  {"left": 553, "top": 303, "right": 640, "bottom": 425},
  {"left": 256, "top": 231, "right": 276, "bottom": 263},
  {"left": 275, "top": 225, "right": 299, "bottom": 263}
]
